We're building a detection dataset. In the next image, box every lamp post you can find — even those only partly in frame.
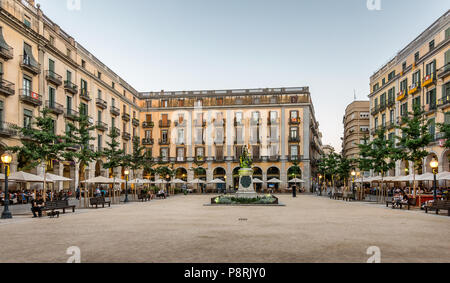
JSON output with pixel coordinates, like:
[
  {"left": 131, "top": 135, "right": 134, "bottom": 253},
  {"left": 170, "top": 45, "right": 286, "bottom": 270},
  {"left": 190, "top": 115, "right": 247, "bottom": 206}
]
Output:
[
  {"left": 318, "top": 175, "right": 323, "bottom": 196},
  {"left": 351, "top": 170, "right": 356, "bottom": 199},
  {"left": 1, "top": 153, "right": 12, "bottom": 219},
  {"left": 124, "top": 170, "right": 129, "bottom": 203},
  {"left": 430, "top": 158, "right": 439, "bottom": 201}
]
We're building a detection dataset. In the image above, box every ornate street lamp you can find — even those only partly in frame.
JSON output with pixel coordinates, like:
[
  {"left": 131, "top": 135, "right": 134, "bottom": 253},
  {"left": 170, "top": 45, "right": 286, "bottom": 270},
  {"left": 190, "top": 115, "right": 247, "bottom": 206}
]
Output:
[
  {"left": 351, "top": 170, "right": 356, "bottom": 198},
  {"left": 430, "top": 158, "right": 439, "bottom": 201},
  {"left": 1, "top": 153, "right": 13, "bottom": 219},
  {"left": 124, "top": 170, "right": 129, "bottom": 203}
]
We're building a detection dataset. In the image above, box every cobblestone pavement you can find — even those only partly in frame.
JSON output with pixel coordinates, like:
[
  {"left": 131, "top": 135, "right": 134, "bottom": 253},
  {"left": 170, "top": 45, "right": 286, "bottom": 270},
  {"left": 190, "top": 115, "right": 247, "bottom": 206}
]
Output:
[{"left": 0, "top": 195, "right": 449, "bottom": 263}]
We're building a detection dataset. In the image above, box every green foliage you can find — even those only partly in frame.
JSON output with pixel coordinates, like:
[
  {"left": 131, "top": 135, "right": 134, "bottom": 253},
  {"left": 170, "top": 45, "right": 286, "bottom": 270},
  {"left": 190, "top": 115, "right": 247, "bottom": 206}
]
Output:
[
  {"left": 156, "top": 165, "right": 174, "bottom": 179},
  {"left": 395, "top": 105, "right": 432, "bottom": 172},
  {"left": 437, "top": 122, "right": 450, "bottom": 149},
  {"left": 370, "top": 128, "right": 396, "bottom": 177},
  {"left": 102, "top": 127, "right": 124, "bottom": 177},
  {"left": 123, "top": 136, "right": 146, "bottom": 173},
  {"left": 214, "top": 195, "right": 277, "bottom": 205},
  {"left": 7, "top": 108, "right": 68, "bottom": 170},
  {"left": 337, "top": 155, "right": 353, "bottom": 182},
  {"left": 357, "top": 135, "right": 373, "bottom": 174},
  {"left": 62, "top": 104, "right": 99, "bottom": 174}
]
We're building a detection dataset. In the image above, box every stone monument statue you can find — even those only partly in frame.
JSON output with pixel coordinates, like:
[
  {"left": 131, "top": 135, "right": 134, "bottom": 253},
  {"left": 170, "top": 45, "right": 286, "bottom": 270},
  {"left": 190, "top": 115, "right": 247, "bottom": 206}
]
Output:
[{"left": 236, "top": 146, "right": 258, "bottom": 199}]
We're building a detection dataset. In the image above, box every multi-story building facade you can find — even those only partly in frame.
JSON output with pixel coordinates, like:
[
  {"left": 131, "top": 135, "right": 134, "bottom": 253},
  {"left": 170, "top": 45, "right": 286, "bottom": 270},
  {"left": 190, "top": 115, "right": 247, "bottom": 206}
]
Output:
[
  {"left": 369, "top": 10, "right": 450, "bottom": 177},
  {"left": 342, "top": 101, "right": 370, "bottom": 160},
  {"left": 0, "top": 0, "right": 322, "bottom": 192},
  {"left": 0, "top": 0, "right": 141, "bottom": 189},
  {"left": 139, "top": 88, "right": 322, "bottom": 191}
]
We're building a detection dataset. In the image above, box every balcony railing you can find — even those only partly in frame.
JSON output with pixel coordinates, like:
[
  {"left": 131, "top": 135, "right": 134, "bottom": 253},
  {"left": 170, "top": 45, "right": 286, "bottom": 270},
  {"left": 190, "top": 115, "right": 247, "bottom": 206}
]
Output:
[
  {"left": 19, "top": 89, "right": 42, "bottom": 106},
  {"left": 20, "top": 55, "right": 41, "bottom": 75},
  {"left": 132, "top": 118, "right": 140, "bottom": 127},
  {"left": 408, "top": 82, "right": 421, "bottom": 95},
  {"left": 142, "top": 138, "right": 154, "bottom": 145},
  {"left": 437, "top": 63, "right": 450, "bottom": 79},
  {"left": 422, "top": 73, "right": 436, "bottom": 88},
  {"left": 45, "top": 70, "right": 62, "bottom": 86},
  {"left": 122, "top": 132, "right": 131, "bottom": 140},
  {"left": 194, "top": 119, "right": 206, "bottom": 127},
  {"left": 250, "top": 118, "right": 262, "bottom": 126},
  {"left": 64, "top": 109, "right": 79, "bottom": 120},
  {"left": 397, "top": 90, "right": 407, "bottom": 102},
  {"left": 288, "top": 136, "right": 301, "bottom": 143},
  {"left": 438, "top": 96, "right": 450, "bottom": 107},
  {"left": 0, "top": 45, "right": 13, "bottom": 60},
  {"left": 0, "top": 122, "right": 17, "bottom": 137},
  {"left": 267, "top": 118, "right": 280, "bottom": 125},
  {"left": 110, "top": 127, "right": 121, "bottom": 135},
  {"left": 371, "top": 105, "right": 379, "bottom": 115},
  {"left": 268, "top": 155, "right": 280, "bottom": 162},
  {"left": 213, "top": 119, "right": 225, "bottom": 127},
  {"left": 159, "top": 139, "right": 170, "bottom": 145},
  {"left": 424, "top": 103, "right": 437, "bottom": 113},
  {"left": 174, "top": 120, "right": 186, "bottom": 127},
  {"left": 234, "top": 119, "right": 244, "bottom": 127},
  {"left": 289, "top": 155, "right": 302, "bottom": 162},
  {"left": 97, "top": 121, "right": 108, "bottom": 131},
  {"left": 79, "top": 89, "right": 91, "bottom": 101},
  {"left": 46, "top": 100, "right": 64, "bottom": 115},
  {"left": 143, "top": 121, "right": 154, "bottom": 128},
  {"left": 122, "top": 113, "right": 130, "bottom": 121},
  {"left": 0, "top": 79, "right": 15, "bottom": 97},
  {"left": 64, "top": 80, "right": 78, "bottom": 94},
  {"left": 110, "top": 106, "right": 120, "bottom": 116},
  {"left": 379, "top": 100, "right": 387, "bottom": 111},
  {"left": 159, "top": 120, "right": 171, "bottom": 128},
  {"left": 387, "top": 97, "right": 395, "bottom": 107},
  {"left": 289, "top": 118, "right": 301, "bottom": 125},
  {"left": 96, "top": 98, "right": 107, "bottom": 109}
]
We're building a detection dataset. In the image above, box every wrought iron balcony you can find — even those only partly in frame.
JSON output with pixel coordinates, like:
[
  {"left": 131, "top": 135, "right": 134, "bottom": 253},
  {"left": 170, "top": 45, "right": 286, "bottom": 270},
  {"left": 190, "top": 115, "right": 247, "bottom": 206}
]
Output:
[
  {"left": 437, "top": 63, "right": 450, "bottom": 79},
  {"left": 422, "top": 73, "right": 436, "bottom": 88},
  {"left": 194, "top": 119, "right": 206, "bottom": 127},
  {"left": 122, "top": 113, "right": 130, "bottom": 122},
  {"left": 234, "top": 119, "right": 244, "bottom": 127},
  {"left": 79, "top": 89, "right": 91, "bottom": 101},
  {"left": 122, "top": 132, "right": 131, "bottom": 140},
  {"left": 289, "top": 118, "right": 301, "bottom": 125},
  {"left": 267, "top": 118, "right": 279, "bottom": 125},
  {"left": 64, "top": 80, "right": 78, "bottom": 94},
  {"left": 46, "top": 100, "right": 64, "bottom": 115},
  {"left": 132, "top": 118, "right": 140, "bottom": 127},
  {"left": 268, "top": 155, "right": 280, "bottom": 162},
  {"left": 110, "top": 127, "right": 121, "bottom": 135},
  {"left": 288, "top": 136, "right": 301, "bottom": 143},
  {"left": 159, "top": 139, "right": 170, "bottom": 145},
  {"left": 438, "top": 96, "right": 450, "bottom": 108},
  {"left": 110, "top": 106, "right": 120, "bottom": 116},
  {"left": 64, "top": 108, "right": 79, "bottom": 120},
  {"left": 20, "top": 55, "right": 41, "bottom": 75},
  {"left": 159, "top": 120, "right": 171, "bottom": 128},
  {"left": 143, "top": 121, "right": 154, "bottom": 128},
  {"left": 371, "top": 105, "right": 380, "bottom": 115},
  {"left": 0, "top": 79, "right": 15, "bottom": 97},
  {"left": 45, "top": 70, "right": 62, "bottom": 86},
  {"left": 0, "top": 122, "right": 17, "bottom": 137},
  {"left": 0, "top": 45, "right": 13, "bottom": 60},
  {"left": 97, "top": 121, "right": 108, "bottom": 131},
  {"left": 387, "top": 97, "right": 395, "bottom": 107},
  {"left": 213, "top": 119, "right": 225, "bottom": 127},
  {"left": 250, "top": 118, "right": 262, "bottom": 126},
  {"left": 142, "top": 138, "right": 154, "bottom": 145},
  {"left": 379, "top": 100, "right": 387, "bottom": 111},
  {"left": 96, "top": 98, "right": 107, "bottom": 110},
  {"left": 289, "top": 155, "right": 302, "bottom": 162},
  {"left": 174, "top": 120, "right": 186, "bottom": 127},
  {"left": 408, "top": 82, "right": 421, "bottom": 95},
  {"left": 19, "top": 89, "right": 42, "bottom": 106}
]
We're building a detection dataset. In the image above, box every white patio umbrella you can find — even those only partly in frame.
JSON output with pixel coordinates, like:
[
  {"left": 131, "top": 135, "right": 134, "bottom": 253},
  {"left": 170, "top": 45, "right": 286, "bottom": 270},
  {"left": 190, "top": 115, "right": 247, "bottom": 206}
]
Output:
[
  {"left": 209, "top": 179, "right": 226, "bottom": 184},
  {"left": 45, "top": 173, "right": 72, "bottom": 182},
  {"left": 267, "top": 178, "right": 282, "bottom": 183},
  {"left": 154, "top": 179, "right": 168, "bottom": 184},
  {"left": 171, "top": 179, "right": 186, "bottom": 184},
  {"left": 82, "top": 176, "right": 114, "bottom": 184},
  {"left": 252, "top": 178, "right": 264, "bottom": 184},
  {"left": 288, "top": 178, "right": 305, "bottom": 183},
  {"left": 0, "top": 171, "right": 52, "bottom": 183},
  {"left": 416, "top": 173, "right": 435, "bottom": 181},
  {"left": 190, "top": 179, "right": 206, "bottom": 184},
  {"left": 437, "top": 172, "right": 450, "bottom": 180}
]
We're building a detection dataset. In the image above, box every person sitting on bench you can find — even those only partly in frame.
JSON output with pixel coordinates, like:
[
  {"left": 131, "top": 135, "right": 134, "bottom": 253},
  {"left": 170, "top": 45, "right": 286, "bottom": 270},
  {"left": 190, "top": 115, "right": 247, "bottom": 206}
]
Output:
[
  {"left": 157, "top": 189, "right": 166, "bottom": 199},
  {"left": 31, "top": 197, "right": 45, "bottom": 218}
]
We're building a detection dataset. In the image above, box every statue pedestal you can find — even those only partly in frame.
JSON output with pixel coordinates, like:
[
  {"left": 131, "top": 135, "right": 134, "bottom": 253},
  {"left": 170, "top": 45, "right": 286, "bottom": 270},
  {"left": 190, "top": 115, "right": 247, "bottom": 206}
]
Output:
[{"left": 236, "top": 168, "right": 257, "bottom": 199}]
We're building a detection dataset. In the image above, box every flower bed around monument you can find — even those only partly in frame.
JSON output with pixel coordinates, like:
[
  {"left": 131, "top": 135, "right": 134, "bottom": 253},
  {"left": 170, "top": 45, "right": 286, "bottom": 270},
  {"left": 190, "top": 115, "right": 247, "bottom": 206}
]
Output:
[{"left": 211, "top": 195, "right": 279, "bottom": 205}]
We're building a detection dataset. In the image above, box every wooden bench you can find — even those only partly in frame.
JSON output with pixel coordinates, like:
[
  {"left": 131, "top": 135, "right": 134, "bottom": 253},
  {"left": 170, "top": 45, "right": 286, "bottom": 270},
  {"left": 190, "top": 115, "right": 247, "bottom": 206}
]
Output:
[
  {"left": 343, "top": 192, "right": 355, "bottom": 202},
  {"left": 425, "top": 200, "right": 450, "bottom": 216},
  {"left": 386, "top": 198, "right": 415, "bottom": 210},
  {"left": 42, "top": 200, "right": 76, "bottom": 214},
  {"left": 138, "top": 194, "right": 150, "bottom": 202},
  {"left": 89, "top": 197, "right": 111, "bottom": 209},
  {"left": 332, "top": 192, "right": 343, "bottom": 200}
]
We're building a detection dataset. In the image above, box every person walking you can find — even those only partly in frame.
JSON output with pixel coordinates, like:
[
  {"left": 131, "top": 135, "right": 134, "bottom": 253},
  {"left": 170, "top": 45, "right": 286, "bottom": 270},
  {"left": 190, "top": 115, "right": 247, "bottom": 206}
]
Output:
[{"left": 292, "top": 185, "right": 297, "bottom": 198}]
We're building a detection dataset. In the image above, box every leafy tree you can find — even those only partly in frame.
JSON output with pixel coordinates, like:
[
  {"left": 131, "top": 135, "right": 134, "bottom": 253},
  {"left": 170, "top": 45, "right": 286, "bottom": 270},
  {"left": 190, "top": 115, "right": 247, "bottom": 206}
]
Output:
[
  {"left": 62, "top": 104, "right": 99, "bottom": 207},
  {"left": 7, "top": 108, "right": 68, "bottom": 201},
  {"left": 325, "top": 151, "right": 340, "bottom": 191},
  {"left": 437, "top": 122, "right": 450, "bottom": 149},
  {"left": 125, "top": 136, "right": 146, "bottom": 178},
  {"left": 395, "top": 105, "right": 432, "bottom": 196},
  {"left": 370, "top": 128, "right": 396, "bottom": 202},
  {"left": 357, "top": 135, "right": 373, "bottom": 199},
  {"left": 317, "top": 156, "right": 328, "bottom": 195},
  {"left": 337, "top": 155, "right": 353, "bottom": 190},
  {"left": 102, "top": 127, "right": 125, "bottom": 203}
]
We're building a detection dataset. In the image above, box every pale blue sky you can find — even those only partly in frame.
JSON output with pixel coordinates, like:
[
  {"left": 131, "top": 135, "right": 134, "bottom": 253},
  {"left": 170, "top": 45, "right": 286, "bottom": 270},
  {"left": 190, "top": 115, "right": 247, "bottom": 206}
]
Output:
[{"left": 36, "top": 0, "right": 450, "bottom": 150}]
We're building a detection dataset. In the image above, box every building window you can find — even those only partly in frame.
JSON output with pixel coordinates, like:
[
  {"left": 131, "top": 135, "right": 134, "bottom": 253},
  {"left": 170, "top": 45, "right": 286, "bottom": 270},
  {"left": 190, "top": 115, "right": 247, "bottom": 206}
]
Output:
[
  {"left": 196, "top": 147, "right": 205, "bottom": 160},
  {"left": 97, "top": 72, "right": 102, "bottom": 79},
  {"left": 426, "top": 60, "right": 436, "bottom": 76},
  {"left": 98, "top": 135, "right": 102, "bottom": 150},
  {"left": 429, "top": 40, "right": 435, "bottom": 51},
  {"left": 160, "top": 148, "right": 169, "bottom": 159},
  {"left": 81, "top": 60, "right": 86, "bottom": 68},
  {"left": 414, "top": 52, "right": 420, "bottom": 63},
  {"left": 49, "top": 35, "right": 55, "bottom": 46},
  {"left": 402, "top": 62, "right": 407, "bottom": 71},
  {"left": 161, "top": 100, "right": 168, "bottom": 108},
  {"left": 23, "top": 109, "right": 32, "bottom": 128},
  {"left": 23, "top": 15, "right": 31, "bottom": 28},
  {"left": 290, "top": 145, "right": 299, "bottom": 158},
  {"left": 177, "top": 148, "right": 185, "bottom": 162}
]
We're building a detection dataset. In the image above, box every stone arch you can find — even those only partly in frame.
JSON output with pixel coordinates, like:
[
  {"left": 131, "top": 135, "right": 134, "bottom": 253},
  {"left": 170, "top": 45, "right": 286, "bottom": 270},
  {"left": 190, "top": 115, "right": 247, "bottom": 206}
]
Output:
[
  {"left": 267, "top": 167, "right": 281, "bottom": 191},
  {"left": 287, "top": 166, "right": 302, "bottom": 180},
  {"left": 232, "top": 167, "right": 241, "bottom": 190},
  {"left": 194, "top": 167, "right": 207, "bottom": 181},
  {"left": 95, "top": 160, "right": 104, "bottom": 177},
  {"left": 441, "top": 149, "right": 450, "bottom": 172},
  {"left": 425, "top": 152, "right": 439, "bottom": 174},
  {"left": 174, "top": 167, "right": 188, "bottom": 181}
]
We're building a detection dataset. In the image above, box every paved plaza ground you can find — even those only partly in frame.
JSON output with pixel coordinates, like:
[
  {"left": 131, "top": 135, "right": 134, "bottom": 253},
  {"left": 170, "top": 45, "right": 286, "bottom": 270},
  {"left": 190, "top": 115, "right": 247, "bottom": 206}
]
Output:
[{"left": 0, "top": 195, "right": 449, "bottom": 263}]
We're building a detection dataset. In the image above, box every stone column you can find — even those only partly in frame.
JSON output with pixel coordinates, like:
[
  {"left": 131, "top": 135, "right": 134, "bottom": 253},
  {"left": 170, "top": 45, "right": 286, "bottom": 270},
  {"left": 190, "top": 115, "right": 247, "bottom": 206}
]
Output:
[
  {"left": 206, "top": 162, "right": 213, "bottom": 190},
  {"left": 226, "top": 161, "right": 233, "bottom": 192},
  {"left": 58, "top": 164, "right": 64, "bottom": 191},
  {"left": 281, "top": 162, "right": 287, "bottom": 190},
  {"left": 302, "top": 107, "right": 312, "bottom": 192},
  {"left": 262, "top": 172, "right": 268, "bottom": 192},
  {"left": 187, "top": 162, "right": 194, "bottom": 189}
]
